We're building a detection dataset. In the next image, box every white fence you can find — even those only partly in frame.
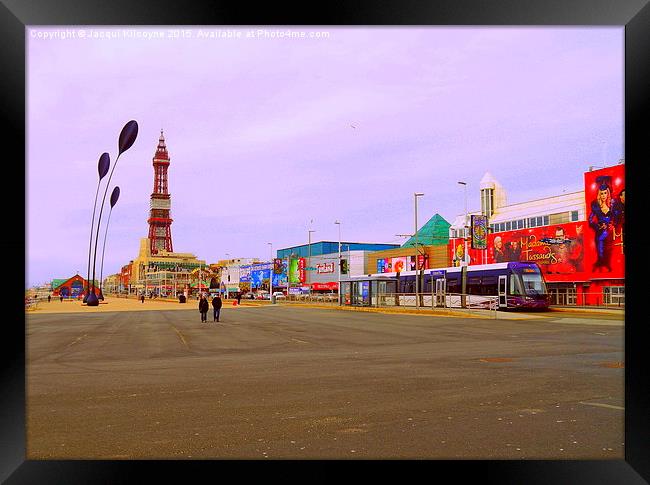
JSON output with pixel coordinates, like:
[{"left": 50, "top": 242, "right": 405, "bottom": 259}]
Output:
[{"left": 280, "top": 292, "right": 499, "bottom": 318}]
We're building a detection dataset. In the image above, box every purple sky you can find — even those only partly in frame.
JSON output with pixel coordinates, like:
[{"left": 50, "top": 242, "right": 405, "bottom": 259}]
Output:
[{"left": 26, "top": 27, "right": 623, "bottom": 288}]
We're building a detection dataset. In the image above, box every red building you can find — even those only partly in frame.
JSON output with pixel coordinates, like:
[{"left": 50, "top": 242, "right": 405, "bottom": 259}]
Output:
[
  {"left": 448, "top": 163, "right": 625, "bottom": 306},
  {"left": 52, "top": 274, "right": 99, "bottom": 298},
  {"left": 120, "top": 261, "right": 133, "bottom": 293}
]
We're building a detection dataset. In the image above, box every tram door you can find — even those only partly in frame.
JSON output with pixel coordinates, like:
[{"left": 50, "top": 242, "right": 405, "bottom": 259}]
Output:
[
  {"left": 435, "top": 278, "right": 446, "bottom": 307},
  {"left": 498, "top": 275, "right": 507, "bottom": 309}
]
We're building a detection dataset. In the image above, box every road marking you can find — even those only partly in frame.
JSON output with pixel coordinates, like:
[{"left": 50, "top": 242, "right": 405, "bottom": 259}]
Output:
[
  {"left": 171, "top": 325, "right": 189, "bottom": 349},
  {"left": 291, "top": 338, "right": 309, "bottom": 344},
  {"left": 65, "top": 333, "right": 88, "bottom": 348},
  {"left": 579, "top": 401, "right": 624, "bottom": 410}
]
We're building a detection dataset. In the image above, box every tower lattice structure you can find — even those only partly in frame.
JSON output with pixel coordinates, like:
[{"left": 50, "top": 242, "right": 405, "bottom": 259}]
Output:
[{"left": 147, "top": 130, "right": 173, "bottom": 254}]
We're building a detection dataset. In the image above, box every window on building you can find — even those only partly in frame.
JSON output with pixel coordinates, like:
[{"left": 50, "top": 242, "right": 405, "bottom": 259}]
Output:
[
  {"left": 571, "top": 211, "right": 579, "bottom": 221},
  {"left": 603, "top": 286, "right": 625, "bottom": 306}
]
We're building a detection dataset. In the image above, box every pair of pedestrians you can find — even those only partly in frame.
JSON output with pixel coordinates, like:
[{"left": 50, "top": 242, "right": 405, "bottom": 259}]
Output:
[{"left": 199, "top": 294, "right": 223, "bottom": 323}]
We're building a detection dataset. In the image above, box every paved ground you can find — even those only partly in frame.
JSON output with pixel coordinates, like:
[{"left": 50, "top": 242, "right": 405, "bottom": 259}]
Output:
[{"left": 26, "top": 299, "right": 624, "bottom": 459}]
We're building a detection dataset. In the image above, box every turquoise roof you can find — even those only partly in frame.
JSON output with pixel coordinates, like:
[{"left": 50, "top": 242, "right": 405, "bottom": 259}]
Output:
[{"left": 401, "top": 214, "right": 450, "bottom": 247}]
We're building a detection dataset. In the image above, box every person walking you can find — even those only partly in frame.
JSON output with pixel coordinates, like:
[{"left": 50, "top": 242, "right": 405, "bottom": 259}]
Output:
[
  {"left": 199, "top": 295, "right": 209, "bottom": 323},
  {"left": 140, "top": 294, "right": 145, "bottom": 303},
  {"left": 236, "top": 291, "right": 242, "bottom": 305},
  {"left": 47, "top": 295, "right": 51, "bottom": 303},
  {"left": 212, "top": 294, "right": 223, "bottom": 322}
]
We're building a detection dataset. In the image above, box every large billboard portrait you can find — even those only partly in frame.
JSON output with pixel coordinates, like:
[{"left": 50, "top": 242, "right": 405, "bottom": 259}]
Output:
[
  {"left": 584, "top": 164, "right": 625, "bottom": 279},
  {"left": 486, "top": 221, "right": 587, "bottom": 280},
  {"left": 449, "top": 238, "right": 486, "bottom": 266}
]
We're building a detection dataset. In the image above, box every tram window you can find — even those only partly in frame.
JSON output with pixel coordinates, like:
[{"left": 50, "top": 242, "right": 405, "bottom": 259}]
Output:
[
  {"left": 482, "top": 276, "right": 498, "bottom": 295},
  {"left": 446, "top": 277, "right": 459, "bottom": 294},
  {"left": 467, "top": 276, "right": 481, "bottom": 295},
  {"left": 509, "top": 275, "right": 523, "bottom": 295}
]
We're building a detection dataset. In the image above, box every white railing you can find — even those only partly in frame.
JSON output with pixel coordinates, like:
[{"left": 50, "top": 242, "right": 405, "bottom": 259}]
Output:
[{"left": 279, "top": 292, "right": 499, "bottom": 318}]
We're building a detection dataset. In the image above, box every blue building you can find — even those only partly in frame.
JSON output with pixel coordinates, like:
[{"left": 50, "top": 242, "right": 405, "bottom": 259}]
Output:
[{"left": 277, "top": 241, "right": 400, "bottom": 259}]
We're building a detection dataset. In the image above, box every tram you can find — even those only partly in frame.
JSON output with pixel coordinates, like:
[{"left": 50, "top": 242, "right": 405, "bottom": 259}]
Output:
[{"left": 342, "top": 261, "right": 550, "bottom": 310}]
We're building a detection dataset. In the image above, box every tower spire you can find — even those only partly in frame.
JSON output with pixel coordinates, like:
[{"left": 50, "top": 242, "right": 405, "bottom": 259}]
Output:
[{"left": 147, "top": 130, "right": 173, "bottom": 254}]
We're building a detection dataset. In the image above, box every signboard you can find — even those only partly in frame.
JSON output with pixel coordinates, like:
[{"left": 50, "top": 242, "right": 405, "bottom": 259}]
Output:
[
  {"left": 377, "top": 256, "right": 428, "bottom": 273},
  {"left": 471, "top": 214, "right": 488, "bottom": 250},
  {"left": 239, "top": 265, "right": 251, "bottom": 283},
  {"left": 298, "top": 258, "right": 306, "bottom": 283},
  {"left": 289, "top": 258, "right": 300, "bottom": 283},
  {"left": 483, "top": 222, "right": 587, "bottom": 281},
  {"left": 584, "top": 164, "right": 625, "bottom": 279},
  {"left": 316, "top": 262, "right": 335, "bottom": 274}
]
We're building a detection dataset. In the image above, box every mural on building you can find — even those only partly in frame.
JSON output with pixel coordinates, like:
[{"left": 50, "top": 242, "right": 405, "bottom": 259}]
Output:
[
  {"left": 584, "top": 164, "right": 625, "bottom": 279},
  {"left": 377, "top": 255, "right": 428, "bottom": 273}
]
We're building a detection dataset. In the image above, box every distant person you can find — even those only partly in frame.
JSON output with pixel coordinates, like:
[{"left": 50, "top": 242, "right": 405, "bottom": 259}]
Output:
[
  {"left": 212, "top": 294, "right": 223, "bottom": 322},
  {"left": 60, "top": 295, "right": 63, "bottom": 302},
  {"left": 236, "top": 292, "right": 242, "bottom": 305},
  {"left": 141, "top": 294, "right": 145, "bottom": 303},
  {"left": 199, "top": 295, "right": 209, "bottom": 323},
  {"left": 47, "top": 295, "right": 51, "bottom": 303}
]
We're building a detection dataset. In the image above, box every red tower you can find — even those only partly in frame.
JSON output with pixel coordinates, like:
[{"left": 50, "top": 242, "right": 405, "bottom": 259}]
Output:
[{"left": 147, "top": 130, "right": 173, "bottom": 254}]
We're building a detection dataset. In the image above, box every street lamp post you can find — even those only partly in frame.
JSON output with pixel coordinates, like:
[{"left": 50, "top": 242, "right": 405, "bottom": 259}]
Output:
[
  {"left": 458, "top": 182, "right": 468, "bottom": 265},
  {"left": 268, "top": 242, "right": 273, "bottom": 299},
  {"left": 335, "top": 221, "right": 341, "bottom": 305},
  {"left": 414, "top": 193, "right": 424, "bottom": 308},
  {"left": 308, "top": 229, "right": 316, "bottom": 296},
  {"left": 225, "top": 253, "right": 230, "bottom": 298}
]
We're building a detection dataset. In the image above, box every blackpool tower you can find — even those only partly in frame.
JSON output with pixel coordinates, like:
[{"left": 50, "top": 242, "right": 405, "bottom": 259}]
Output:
[{"left": 147, "top": 130, "right": 173, "bottom": 254}]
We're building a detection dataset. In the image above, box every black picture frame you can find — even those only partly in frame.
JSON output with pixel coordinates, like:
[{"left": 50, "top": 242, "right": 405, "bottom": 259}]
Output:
[{"left": 6, "top": 0, "right": 648, "bottom": 482}]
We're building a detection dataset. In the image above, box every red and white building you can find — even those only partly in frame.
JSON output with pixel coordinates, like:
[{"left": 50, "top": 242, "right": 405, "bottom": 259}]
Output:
[{"left": 449, "top": 162, "right": 625, "bottom": 306}]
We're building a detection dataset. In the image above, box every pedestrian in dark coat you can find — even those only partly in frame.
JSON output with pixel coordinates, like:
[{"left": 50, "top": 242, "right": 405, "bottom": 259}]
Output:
[
  {"left": 211, "top": 294, "right": 223, "bottom": 322},
  {"left": 199, "top": 295, "right": 209, "bottom": 322},
  {"left": 236, "top": 292, "right": 242, "bottom": 305}
]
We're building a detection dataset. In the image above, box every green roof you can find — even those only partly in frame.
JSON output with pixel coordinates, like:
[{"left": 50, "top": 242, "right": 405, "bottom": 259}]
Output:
[
  {"left": 51, "top": 277, "right": 97, "bottom": 289},
  {"left": 401, "top": 213, "right": 450, "bottom": 248}
]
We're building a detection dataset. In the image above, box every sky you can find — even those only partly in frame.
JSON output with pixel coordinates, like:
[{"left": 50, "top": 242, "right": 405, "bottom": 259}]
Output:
[{"left": 26, "top": 26, "right": 623, "bottom": 288}]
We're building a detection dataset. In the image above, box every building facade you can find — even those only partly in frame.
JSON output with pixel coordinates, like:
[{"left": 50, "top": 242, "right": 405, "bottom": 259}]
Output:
[{"left": 448, "top": 163, "right": 625, "bottom": 306}]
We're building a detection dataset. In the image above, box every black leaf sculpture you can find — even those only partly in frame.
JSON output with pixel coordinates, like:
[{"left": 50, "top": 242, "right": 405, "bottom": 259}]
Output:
[
  {"left": 110, "top": 186, "right": 120, "bottom": 208},
  {"left": 98, "top": 152, "right": 110, "bottom": 180},
  {"left": 99, "top": 186, "right": 121, "bottom": 301},
  {"left": 84, "top": 153, "right": 110, "bottom": 303},
  {"left": 118, "top": 120, "right": 139, "bottom": 156},
  {"left": 88, "top": 121, "right": 138, "bottom": 307}
]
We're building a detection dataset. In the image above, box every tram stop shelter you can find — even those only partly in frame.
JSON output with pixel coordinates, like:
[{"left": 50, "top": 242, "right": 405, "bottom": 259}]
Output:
[{"left": 340, "top": 274, "right": 397, "bottom": 306}]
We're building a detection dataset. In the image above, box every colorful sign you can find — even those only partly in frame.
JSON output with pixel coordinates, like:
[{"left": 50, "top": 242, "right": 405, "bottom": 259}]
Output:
[
  {"left": 316, "top": 262, "right": 335, "bottom": 274},
  {"left": 239, "top": 265, "right": 251, "bottom": 283},
  {"left": 251, "top": 268, "right": 270, "bottom": 289},
  {"left": 584, "top": 164, "right": 625, "bottom": 279},
  {"left": 471, "top": 214, "right": 488, "bottom": 250},
  {"left": 289, "top": 258, "right": 300, "bottom": 283},
  {"left": 377, "top": 255, "right": 429, "bottom": 273},
  {"left": 298, "top": 258, "right": 306, "bottom": 283},
  {"left": 272, "top": 260, "right": 287, "bottom": 287}
]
